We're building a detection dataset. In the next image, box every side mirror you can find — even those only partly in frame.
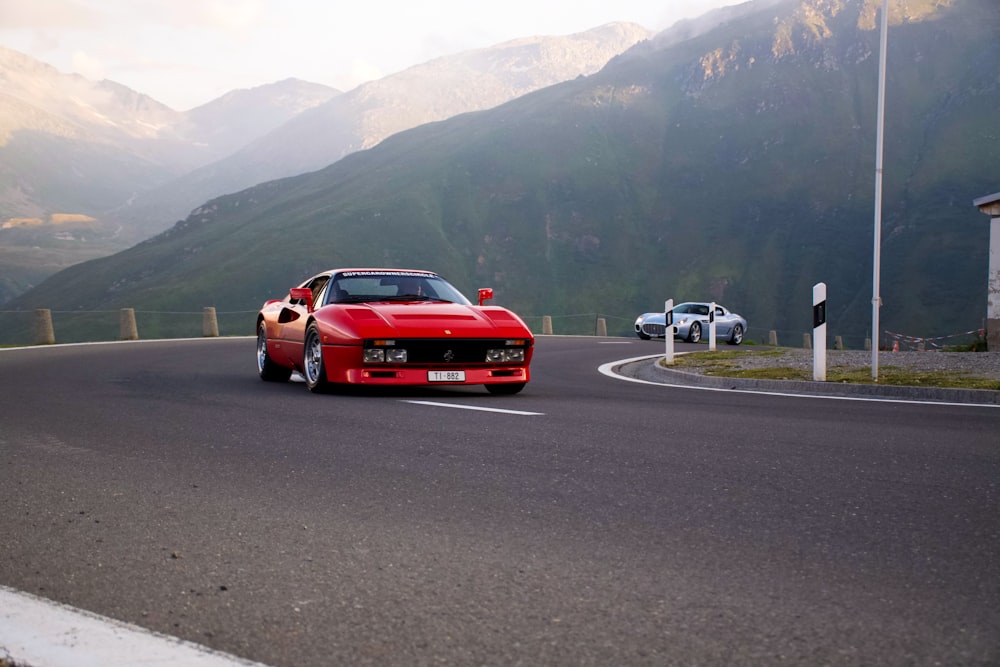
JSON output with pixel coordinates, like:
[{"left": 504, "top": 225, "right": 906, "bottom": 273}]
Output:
[
  {"left": 478, "top": 288, "right": 494, "bottom": 306},
  {"left": 289, "top": 287, "right": 314, "bottom": 312}
]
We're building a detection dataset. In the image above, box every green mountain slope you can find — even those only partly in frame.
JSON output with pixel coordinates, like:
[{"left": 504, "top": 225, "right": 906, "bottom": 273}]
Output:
[{"left": 4, "top": 0, "right": 998, "bottom": 346}]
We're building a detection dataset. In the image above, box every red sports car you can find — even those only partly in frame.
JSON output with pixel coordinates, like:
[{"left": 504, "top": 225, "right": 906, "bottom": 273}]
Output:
[{"left": 256, "top": 269, "right": 534, "bottom": 394}]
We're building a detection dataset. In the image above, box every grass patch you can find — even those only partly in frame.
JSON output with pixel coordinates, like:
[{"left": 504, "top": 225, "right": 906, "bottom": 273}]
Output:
[
  {"left": 662, "top": 349, "right": 1000, "bottom": 390},
  {"left": 825, "top": 367, "right": 1000, "bottom": 390}
]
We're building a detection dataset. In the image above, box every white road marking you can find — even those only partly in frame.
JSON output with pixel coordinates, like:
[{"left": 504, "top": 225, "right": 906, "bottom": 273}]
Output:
[
  {"left": 600, "top": 355, "right": 1000, "bottom": 408},
  {"left": 403, "top": 400, "right": 543, "bottom": 415},
  {"left": 0, "top": 586, "right": 270, "bottom": 667}
]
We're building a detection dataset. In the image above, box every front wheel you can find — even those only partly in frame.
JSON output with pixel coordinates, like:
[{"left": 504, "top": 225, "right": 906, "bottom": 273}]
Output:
[
  {"left": 728, "top": 323, "right": 744, "bottom": 346},
  {"left": 257, "top": 323, "right": 291, "bottom": 382},
  {"left": 636, "top": 331, "right": 651, "bottom": 340},
  {"left": 687, "top": 322, "right": 702, "bottom": 344},
  {"left": 485, "top": 383, "right": 525, "bottom": 395},
  {"left": 303, "top": 324, "right": 331, "bottom": 393}
]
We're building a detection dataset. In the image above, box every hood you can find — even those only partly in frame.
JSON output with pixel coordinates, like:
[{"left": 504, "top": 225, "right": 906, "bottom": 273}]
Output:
[{"left": 343, "top": 302, "right": 532, "bottom": 339}]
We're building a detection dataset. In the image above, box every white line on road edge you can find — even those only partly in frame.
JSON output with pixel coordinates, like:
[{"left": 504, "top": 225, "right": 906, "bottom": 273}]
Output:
[
  {"left": 403, "top": 400, "right": 543, "bottom": 415},
  {"left": 600, "top": 355, "right": 1000, "bottom": 408},
  {"left": 0, "top": 586, "right": 270, "bottom": 667}
]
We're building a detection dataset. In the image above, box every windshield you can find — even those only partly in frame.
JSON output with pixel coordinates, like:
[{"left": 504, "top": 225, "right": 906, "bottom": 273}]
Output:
[
  {"left": 675, "top": 303, "right": 710, "bottom": 316},
  {"left": 326, "top": 270, "right": 472, "bottom": 305}
]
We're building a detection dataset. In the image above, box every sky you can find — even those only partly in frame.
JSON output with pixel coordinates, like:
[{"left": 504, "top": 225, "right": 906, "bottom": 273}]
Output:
[{"left": 0, "top": 0, "right": 746, "bottom": 111}]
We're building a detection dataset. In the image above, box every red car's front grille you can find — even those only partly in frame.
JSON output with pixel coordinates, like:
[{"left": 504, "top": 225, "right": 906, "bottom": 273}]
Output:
[{"left": 365, "top": 338, "right": 525, "bottom": 365}]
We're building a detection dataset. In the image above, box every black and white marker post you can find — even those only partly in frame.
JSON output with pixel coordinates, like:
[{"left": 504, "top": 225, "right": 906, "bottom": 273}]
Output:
[
  {"left": 813, "top": 282, "right": 827, "bottom": 381},
  {"left": 664, "top": 299, "right": 675, "bottom": 364},
  {"left": 708, "top": 302, "right": 717, "bottom": 351}
]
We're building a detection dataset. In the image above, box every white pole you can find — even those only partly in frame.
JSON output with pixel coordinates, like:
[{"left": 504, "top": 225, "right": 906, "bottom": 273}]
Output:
[
  {"left": 871, "top": 0, "right": 889, "bottom": 381},
  {"left": 708, "top": 302, "right": 717, "bottom": 351},
  {"left": 664, "top": 299, "right": 674, "bottom": 364},
  {"left": 813, "top": 283, "right": 827, "bottom": 382}
]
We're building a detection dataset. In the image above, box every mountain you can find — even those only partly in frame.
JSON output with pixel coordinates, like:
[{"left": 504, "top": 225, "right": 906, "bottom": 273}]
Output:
[
  {"left": 3, "top": 0, "right": 997, "bottom": 348},
  {"left": 174, "top": 79, "right": 344, "bottom": 161},
  {"left": 0, "top": 50, "right": 340, "bottom": 302},
  {"left": 0, "top": 24, "right": 651, "bottom": 303},
  {"left": 106, "top": 23, "right": 655, "bottom": 242}
]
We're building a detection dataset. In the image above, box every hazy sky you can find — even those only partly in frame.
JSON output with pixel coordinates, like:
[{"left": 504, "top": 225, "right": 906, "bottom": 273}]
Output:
[{"left": 0, "top": 0, "right": 746, "bottom": 111}]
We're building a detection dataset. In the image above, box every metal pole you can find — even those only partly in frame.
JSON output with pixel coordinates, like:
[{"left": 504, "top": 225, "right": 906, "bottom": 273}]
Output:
[{"left": 871, "top": 0, "right": 889, "bottom": 381}]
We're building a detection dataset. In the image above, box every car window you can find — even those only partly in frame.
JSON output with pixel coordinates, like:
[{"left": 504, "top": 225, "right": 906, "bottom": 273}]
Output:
[
  {"left": 307, "top": 276, "right": 329, "bottom": 309},
  {"left": 330, "top": 271, "right": 472, "bottom": 305}
]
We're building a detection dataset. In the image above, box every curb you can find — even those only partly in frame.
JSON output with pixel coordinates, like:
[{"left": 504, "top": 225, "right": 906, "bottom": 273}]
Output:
[{"left": 617, "top": 356, "right": 1000, "bottom": 406}]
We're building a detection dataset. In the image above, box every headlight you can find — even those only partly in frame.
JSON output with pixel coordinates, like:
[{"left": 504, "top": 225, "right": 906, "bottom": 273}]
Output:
[
  {"left": 486, "top": 348, "right": 525, "bottom": 363},
  {"left": 386, "top": 348, "right": 407, "bottom": 363},
  {"left": 363, "top": 346, "right": 407, "bottom": 363}
]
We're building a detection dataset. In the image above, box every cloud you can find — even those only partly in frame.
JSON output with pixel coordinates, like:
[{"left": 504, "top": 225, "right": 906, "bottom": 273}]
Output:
[
  {"left": 0, "top": 0, "right": 99, "bottom": 29},
  {"left": 70, "top": 49, "right": 104, "bottom": 80}
]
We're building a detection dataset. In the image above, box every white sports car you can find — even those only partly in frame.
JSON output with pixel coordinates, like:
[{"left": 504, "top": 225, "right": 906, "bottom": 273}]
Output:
[{"left": 634, "top": 302, "right": 747, "bottom": 345}]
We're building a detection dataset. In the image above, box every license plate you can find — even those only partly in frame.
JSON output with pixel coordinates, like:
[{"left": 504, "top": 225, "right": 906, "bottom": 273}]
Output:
[{"left": 428, "top": 370, "right": 466, "bottom": 382}]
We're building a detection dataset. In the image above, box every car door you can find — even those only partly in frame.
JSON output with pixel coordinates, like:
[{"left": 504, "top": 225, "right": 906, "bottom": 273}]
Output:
[
  {"left": 714, "top": 306, "right": 733, "bottom": 336},
  {"left": 277, "top": 275, "right": 329, "bottom": 365}
]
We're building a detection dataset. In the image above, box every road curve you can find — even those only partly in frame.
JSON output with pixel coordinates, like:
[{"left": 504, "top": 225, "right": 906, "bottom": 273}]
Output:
[{"left": 1, "top": 336, "right": 998, "bottom": 666}]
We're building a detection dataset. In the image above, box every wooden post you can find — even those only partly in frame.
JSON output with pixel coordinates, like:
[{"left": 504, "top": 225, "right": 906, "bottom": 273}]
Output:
[
  {"left": 595, "top": 317, "right": 607, "bottom": 337},
  {"left": 542, "top": 316, "right": 553, "bottom": 335},
  {"left": 803, "top": 333, "right": 811, "bottom": 349},
  {"left": 768, "top": 330, "right": 778, "bottom": 346}
]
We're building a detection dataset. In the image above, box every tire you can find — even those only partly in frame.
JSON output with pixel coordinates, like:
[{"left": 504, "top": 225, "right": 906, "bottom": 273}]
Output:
[
  {"left": 728, "top": 323, "right": 744, "bottom": 346},
  {"left": 303, "top": 324, "right": 331, "bottom": 393},
  {"left": 687, "top": 322, "right": 702, "bottom": 344},
  {"left": 485, "top": 382, "right": 526, "bottom": 395},
  {"left": 257, "top": 322, "right": 291, "bottom": 382},
  {"left": 636, "top": 331, "right": 651, "bottom": 340}
]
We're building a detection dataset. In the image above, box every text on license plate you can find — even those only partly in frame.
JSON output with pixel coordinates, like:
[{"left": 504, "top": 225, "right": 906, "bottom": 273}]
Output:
[{"left": 428, "top": 370, "right": 466, "bottom": 382}]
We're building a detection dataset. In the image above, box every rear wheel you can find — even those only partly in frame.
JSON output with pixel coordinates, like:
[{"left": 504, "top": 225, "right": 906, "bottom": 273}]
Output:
[
  {"left": 687, "top": 322, "right": 702, "bottom": 343},
  {"left": 728, "top": 324, "right": 744, "bottom": 346},
  {"left": 303, "top": 324, "right": 331, "bottom": 393},
  {"left": 486, "top": 382, "right": 526, "bottom": 395},
  {"left": 257, "top": 322, "right": 291, "bottom": 382}
]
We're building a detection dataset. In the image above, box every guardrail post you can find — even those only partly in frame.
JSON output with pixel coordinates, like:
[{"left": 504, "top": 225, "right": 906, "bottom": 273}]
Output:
[
  {"left": 203, "top": 307, "right": 220, "bottom": 337},
  {"left": 34, "top": 309, "right": 55, "bottom": 345},
  {"left": 120, "top": 308, "right": 138, "bottom": 341},
  {"left": 768, "top": 330, "right": 778, "bottom": 346},
  {"left": 542, "top": 316, "right": 553, "bottom": 335},
  {"left": 595, "top": 317, "right": 607, "bottom": 337},
  {"left": 803, "top": 333, "right": 811, "bottom": 349}
]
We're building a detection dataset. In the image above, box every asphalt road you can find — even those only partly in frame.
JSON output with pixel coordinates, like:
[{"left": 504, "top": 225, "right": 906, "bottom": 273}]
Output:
[{"left": 1, "top": 336, "right": 998, "bottom": 666}]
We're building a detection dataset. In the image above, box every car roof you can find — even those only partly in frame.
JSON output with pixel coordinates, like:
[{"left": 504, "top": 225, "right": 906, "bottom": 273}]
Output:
[{"left": 331, "top": 268, "right": 438, "bottom": 276}]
